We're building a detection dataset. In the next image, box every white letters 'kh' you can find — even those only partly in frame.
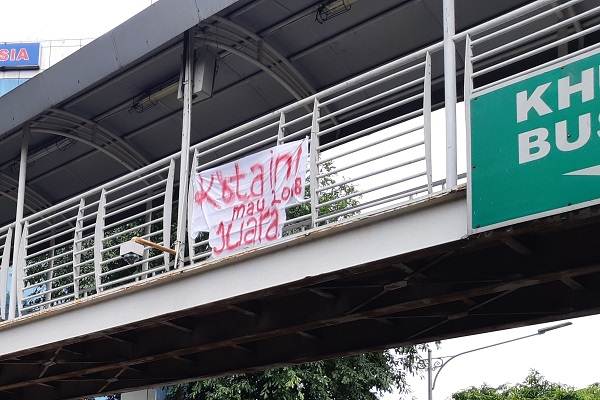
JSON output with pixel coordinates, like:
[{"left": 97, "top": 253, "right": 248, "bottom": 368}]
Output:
[{"left": 516, "top": 83, "right": 552, "bottom": 123}]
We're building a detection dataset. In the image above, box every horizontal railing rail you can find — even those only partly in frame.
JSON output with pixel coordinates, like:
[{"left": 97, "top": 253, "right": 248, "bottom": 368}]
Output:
[{"left": 462, "top": 0, "right": 600, "bottom": 94}]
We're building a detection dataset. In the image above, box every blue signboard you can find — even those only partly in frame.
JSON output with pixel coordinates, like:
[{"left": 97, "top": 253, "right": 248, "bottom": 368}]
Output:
[{"left": 0, "top": 43, "right": 40, "bottom": 70}]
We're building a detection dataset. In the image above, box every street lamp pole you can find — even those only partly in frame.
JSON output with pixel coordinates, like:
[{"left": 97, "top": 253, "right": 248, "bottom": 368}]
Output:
[
  {"left": 426, "top": 322, "right": 572, "bottom": 399},
  {"left": 427, "top": 349, "right": 433, "bottom": 400}
]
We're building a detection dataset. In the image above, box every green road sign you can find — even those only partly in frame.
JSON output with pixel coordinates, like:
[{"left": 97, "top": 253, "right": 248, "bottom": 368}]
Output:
[{"left": 469, "top": 47, "right": 600, "bottom": 233}]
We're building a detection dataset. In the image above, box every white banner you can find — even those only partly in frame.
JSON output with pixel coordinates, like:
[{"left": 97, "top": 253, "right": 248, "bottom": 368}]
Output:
[{"left": 191, "top": 139, "right": 308, "bottom": 257}]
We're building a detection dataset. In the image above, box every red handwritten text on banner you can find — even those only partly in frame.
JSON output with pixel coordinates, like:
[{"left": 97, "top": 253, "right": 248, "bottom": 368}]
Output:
[{"left": 191, "top": 139, "right": 308, "bottom": 257}]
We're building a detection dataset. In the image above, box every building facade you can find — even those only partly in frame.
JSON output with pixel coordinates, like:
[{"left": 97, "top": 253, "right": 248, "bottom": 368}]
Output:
[{"left": 0, "top": 39, "right": 92, "bottom": 96}]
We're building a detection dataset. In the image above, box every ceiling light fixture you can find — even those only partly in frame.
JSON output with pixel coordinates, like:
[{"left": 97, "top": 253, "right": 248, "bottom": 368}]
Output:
[{"left": 316, "top": 0, "right": 352, "bottom": 24}]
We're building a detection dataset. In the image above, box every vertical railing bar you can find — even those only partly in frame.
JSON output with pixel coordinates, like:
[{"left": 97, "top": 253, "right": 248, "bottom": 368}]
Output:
[
  {"left": 187, "top": 150, "right": 200, "bottom": 264},
  {"left": 277, "top": 112, "right": 286, "bottom": 145},
  {"left": 0, "top": 227, "right": 13, "bottom": 320},
  {"left": 464, "top": 34, "right": 475, "bottom": 234},
  {"left": 141, "top": 201, "right": 152, "bottom": 278},
  {"left": 309, "top": 99, "right": 321, "bottom": 228},
  {"left": 424, "top": 52, "right": 433, "bottom": 194},
  {"left": 163, "top": 159, "right": 175, "bottom": 270},
  {"left": 94, "top": 190, "right": 107, "bottom": 293},
  {"left": 72, "top": 199, "right": 84, "bottom": 299},
  {"left": 16, "top": 222, "right": 28, "bottom": 317},
  {"left": 44, "top": 240, "right": 56, "bottom": 305}
]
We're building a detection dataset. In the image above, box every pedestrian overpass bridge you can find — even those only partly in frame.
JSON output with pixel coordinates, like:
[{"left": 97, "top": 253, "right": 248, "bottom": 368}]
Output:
[{"left": 1, "top": 0, "right": 600, "bottom": 398}]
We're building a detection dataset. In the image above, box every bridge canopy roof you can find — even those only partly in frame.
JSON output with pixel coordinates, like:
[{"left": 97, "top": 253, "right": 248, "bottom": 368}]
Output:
[{"left": 0, "top": 0, "right": 533, "bottom": 225}]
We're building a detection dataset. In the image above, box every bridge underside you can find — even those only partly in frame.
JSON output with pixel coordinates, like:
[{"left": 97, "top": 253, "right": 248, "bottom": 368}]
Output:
[{"left": 1, "top": 192, "right": 600, "bottom": 399}]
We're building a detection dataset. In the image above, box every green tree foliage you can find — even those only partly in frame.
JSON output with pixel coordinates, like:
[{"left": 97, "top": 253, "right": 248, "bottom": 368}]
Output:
[
  {"left": 578, "top": 384, "right": 600, "bottom": 400},
  {"left": 286, "top": 161, "right": 360, "bottom": 225},
  {"left": 166, "top": 347, "right": 428, "bottom": 400},
  {"left": 453, "top": 370, "right": 600, "bottom": 400}
]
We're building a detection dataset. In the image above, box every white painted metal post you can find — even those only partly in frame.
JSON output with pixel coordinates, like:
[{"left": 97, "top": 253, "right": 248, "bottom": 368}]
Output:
[
  {"left": 277, "top": 112, "right": 286, "bottom": 145},
  {"left": 175, "top": 30, "right": 194, "bottom": 268},
  {"left": 8, "top": 127, "right": 29, "bottom": 320},
  {"left": 45, "top": 241, "right": 56, "bottom": 303},
  {"left": 15, "top": 222, "right": 27, "bottom": 316},
  {"left": 94, "top": 189, "right": 107, "bottom": 293},
  {"left": 72, "top": 198, "right": 85, "bottom": 298},
  {"left": 187, "top": 150, "right": 199, "bottom": 262},
  {"left": 0, "top": 227, "right": 13, "bottom": 320},
  {"left": 428, "top": 348, "right": 433, "bottom": 400},
  {"left": 141, "top": 201, "right": 152, "bottom": 278},
  {"left": 443, "top": 0, "right": 458, "bottom": 189},
  {"left": 163, "top": 159, "right": 175, "bottom": 269},
  {"left": 464, "top": 35, "right": 474, "bottom": 233},
  {"left": 309, "top": 99, "right": 320, "bottom": 228},
  {"left": 424, "top": 52, "right": 433, "bottom": 194}
]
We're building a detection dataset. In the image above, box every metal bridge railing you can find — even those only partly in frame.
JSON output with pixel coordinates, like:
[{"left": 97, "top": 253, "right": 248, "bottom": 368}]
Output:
[
  {"left": 2, "top": 46, "right": 437, "bottom": 319},
  {"left": 9, "top": 157, "right": 176, "bottom": 316},
  {"left": 5, "top": 0, "right": 599, "bottom": 320},
  {"left": 462, "top": 0, "right": 600, "bottom": 95},
  {"left": 187, "top": 51, "right": 434, "bottom": 262}
]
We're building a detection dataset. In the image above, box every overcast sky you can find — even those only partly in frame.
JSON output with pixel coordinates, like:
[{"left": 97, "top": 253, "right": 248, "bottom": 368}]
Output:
[
  {"left": 2, "top": 1, "right": 599, "bottom": 399},
  {"left": 0, "top": 0, "right": 154, "bottom": 41}
]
